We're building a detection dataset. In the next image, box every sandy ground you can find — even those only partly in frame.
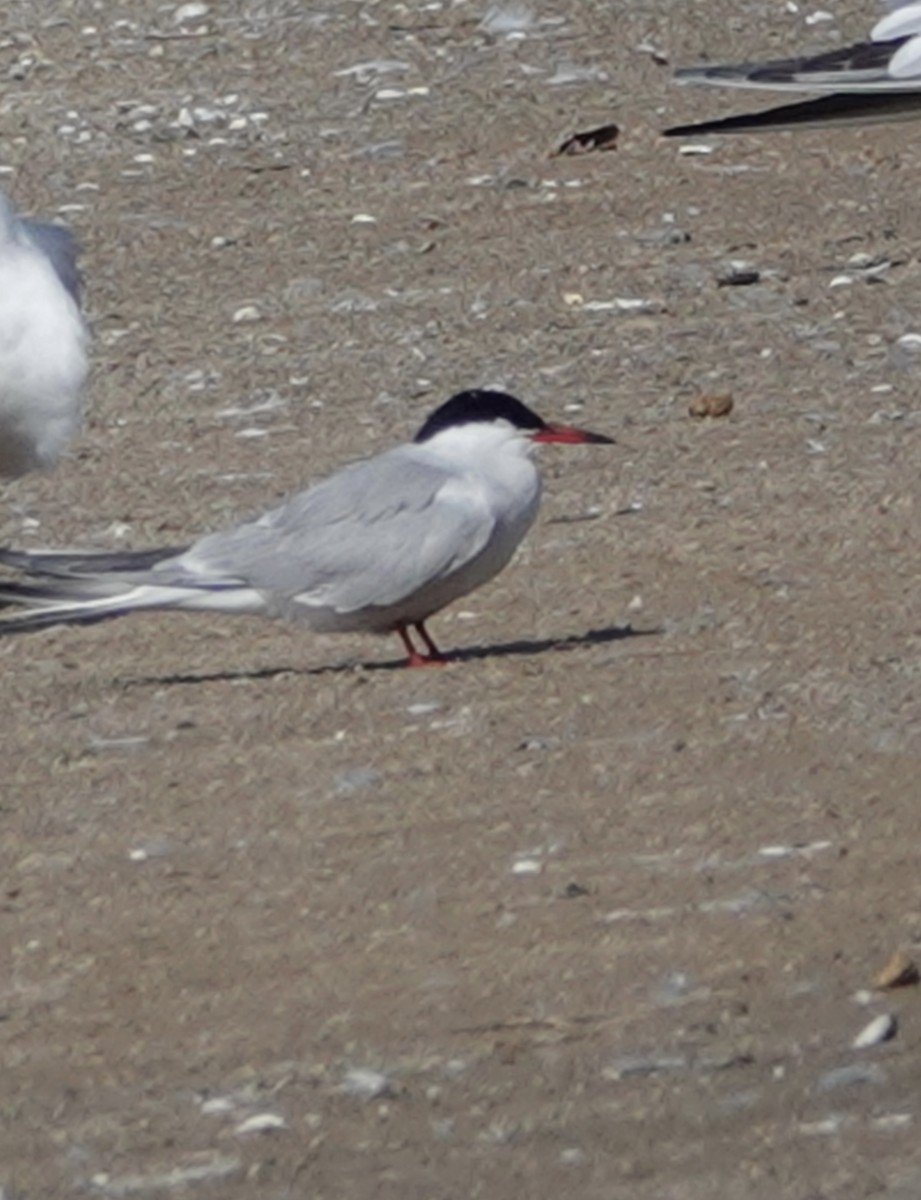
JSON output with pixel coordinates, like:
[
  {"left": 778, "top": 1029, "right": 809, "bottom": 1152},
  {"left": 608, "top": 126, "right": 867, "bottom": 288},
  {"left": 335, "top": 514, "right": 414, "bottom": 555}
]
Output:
[{"left": 4, "top": 1, "right": 921, "bottom": 1196}]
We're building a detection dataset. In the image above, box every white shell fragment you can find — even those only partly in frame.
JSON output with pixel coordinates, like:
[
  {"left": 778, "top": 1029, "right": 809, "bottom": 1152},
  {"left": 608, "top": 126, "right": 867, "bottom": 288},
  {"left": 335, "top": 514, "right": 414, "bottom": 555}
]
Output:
[
  {"left": 341, "top": 1068, "right": 392, "bottom": 1099},
  {"left": 232, "top": 305, "right": 262, "bottom": 323},
  {"left": 90, "top": 1157, "right": 240, "bottom": 1193},
  {"left": 852, "top": 1013, "right": 898, "bottom": 1049},
  {"left": 234, "top": 1112, "right": 287, "bottom": 1135},
  {"left": 479, "top": 4, "right": 534, "bottom": 36},
  {"left": 511, "top": 858, "right": 542, "bottom": 875},
  {"left": 174, "top": 2, "right": 209, "bottom": 22}
]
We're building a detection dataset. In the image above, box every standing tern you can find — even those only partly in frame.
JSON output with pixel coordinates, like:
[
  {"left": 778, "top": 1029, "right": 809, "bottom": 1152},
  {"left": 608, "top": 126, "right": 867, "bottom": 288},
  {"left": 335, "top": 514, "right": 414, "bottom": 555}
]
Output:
[
  {"left": 0, "top": 389, "right": 613, "bottom": 666},
  {"left": 0, "top": 190, "right": 88, "bottom": 479},
  {"left": 664, "top": 2, "right": 921, "bottom": 135}
]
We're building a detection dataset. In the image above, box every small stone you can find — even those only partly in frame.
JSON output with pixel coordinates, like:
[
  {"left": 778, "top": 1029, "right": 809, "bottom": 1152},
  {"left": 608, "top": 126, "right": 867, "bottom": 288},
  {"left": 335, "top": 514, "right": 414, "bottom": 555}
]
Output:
[
  {"left": 127, "top": 838, "right": 170, "bottom": 863},
  {"left": 511, "top": 859, "right": 542, "bottom": 875},
  {"left": 871, "top": 1112, "right": 913, "bottom": 1131},
  {"left": 174, "top": 2, "right": 209, "bottom": 22},
  {"left": 603, "top": 1055, "right": 687, "bottom": 1080},
  {"left": 334, "top": 767, "right": 380, "bottom": 794},
  {"left": 689, "top": 393, "right": 734, "bottom": 419},
  {"left": 342, "top": 1068, "right": 392, "bottom": 1099},
  {"left": 874, "top": 950, "right": 919, "bottom": 990},
  {"left": 612, "top": 297, "right": 663, "bottom": 313},
  {"left": 717, "top": 266, "right": 761, "bottom": 287},
  {"left": 563, "top": 882, "right": 589, "bottom": 898},
  {"left": 799, "top": 1115, "right": 850, "bottom": 1135},
  {"left": 852, "top": 1013, "right": 897, "bottom": 1049},
  {"left": 818, "top": 1063, "right": 886, "bottom": 1091}
]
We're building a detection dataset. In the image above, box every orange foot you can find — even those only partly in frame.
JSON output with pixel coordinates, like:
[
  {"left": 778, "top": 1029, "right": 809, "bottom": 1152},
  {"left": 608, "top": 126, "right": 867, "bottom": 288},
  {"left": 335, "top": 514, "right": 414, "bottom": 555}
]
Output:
[{"left": 397, "top": 622, "right": 450, "bottom": 668}]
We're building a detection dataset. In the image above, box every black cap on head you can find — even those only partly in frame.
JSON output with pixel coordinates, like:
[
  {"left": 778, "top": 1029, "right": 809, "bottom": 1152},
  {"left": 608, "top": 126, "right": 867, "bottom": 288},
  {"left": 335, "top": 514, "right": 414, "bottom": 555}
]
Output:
[{"left": 414, "top": 390, "right": 547, "bottom": 443}]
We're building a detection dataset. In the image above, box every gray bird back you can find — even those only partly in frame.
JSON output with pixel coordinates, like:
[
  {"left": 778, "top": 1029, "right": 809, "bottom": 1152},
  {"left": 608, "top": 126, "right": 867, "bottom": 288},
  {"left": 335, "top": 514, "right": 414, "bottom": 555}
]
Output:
[{"left": 165, "top": 448, "right": 496, "bottom": 611}]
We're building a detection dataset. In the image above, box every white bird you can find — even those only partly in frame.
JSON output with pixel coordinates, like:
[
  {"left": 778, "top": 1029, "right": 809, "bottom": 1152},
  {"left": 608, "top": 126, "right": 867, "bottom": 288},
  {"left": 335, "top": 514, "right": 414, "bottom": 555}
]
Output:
[
  {"left": 665, "top": 1, "right": 921, "bottom": 135},
  {"left": 0, "top": 390, "right": 613, "bottom": 666},
  {"left": 0, "top": 189, "right": 88, "bottom": 479}
]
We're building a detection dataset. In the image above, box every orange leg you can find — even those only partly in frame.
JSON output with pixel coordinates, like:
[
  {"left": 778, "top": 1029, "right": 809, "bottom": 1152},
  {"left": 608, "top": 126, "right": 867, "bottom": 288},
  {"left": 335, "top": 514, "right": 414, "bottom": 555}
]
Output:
[
  {"left": 395, "top": 623, "right": 448, "bottom": 668},
  {"left": 414, "top": 621, "right": 447, "bottom": 663}
]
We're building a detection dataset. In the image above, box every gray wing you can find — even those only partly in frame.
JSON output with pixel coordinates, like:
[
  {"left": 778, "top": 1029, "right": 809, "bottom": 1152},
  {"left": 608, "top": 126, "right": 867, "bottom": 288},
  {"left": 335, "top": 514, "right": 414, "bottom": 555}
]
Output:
[
  {"left": 21, "top": 219, "right": 83, "bottom": 305},
  {"left": 167, "top": 448, "right": 496, "bottom": 612},
  {"left": 673, "top": 40, "right": 903, "bottom": 95}
]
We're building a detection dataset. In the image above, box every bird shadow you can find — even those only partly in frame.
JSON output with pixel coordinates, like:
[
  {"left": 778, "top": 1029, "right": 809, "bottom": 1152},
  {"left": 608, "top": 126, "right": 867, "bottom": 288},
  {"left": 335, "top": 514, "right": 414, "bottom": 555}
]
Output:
[{"left": 122, "top": 623, "right": 656, "bottom": 688}]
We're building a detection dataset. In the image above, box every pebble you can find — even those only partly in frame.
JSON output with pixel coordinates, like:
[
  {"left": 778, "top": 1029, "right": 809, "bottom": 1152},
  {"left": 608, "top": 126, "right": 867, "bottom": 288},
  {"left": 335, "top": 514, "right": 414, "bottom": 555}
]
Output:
[
  {"left": 342, "top": 1068, "right": 393, "bottom": 1099},
  {"left": 817, "top": 1063, "right": 886, "bottom": 1092},
  {"left": 852, "top": 1013, "right": 897, "bottom": 1049},
  {"left": 91, "top": 1156, "right": 240, "bottom": 1194},
  {"left": 87, "top": 735, "right": 150, "bottom": 753},
  {"left": 232, "top": 305, "right": 262, "bottom": 323},
  {"left": 871, "top": 1112, "right": 913, "bottom": 1131},
  {"left": 874, "top": 950, "right": 919, "bottom": 989},
  {"left": 174, "top": 1, "right": 209, "bottom": 21},
  {"left": 614, "top": 296, "right": 662, "bottom": 313},
  {"left": 334, "top": 59, "right": 410, "bottom": 81},
  {"left": 689, "top": 392, "right": 733, "bottom": 419},
  {"left": 511, "top": 859, "right": 542, "bottom": 875},
  {"left": 479, "top": 4, "right": 535, "bottom": 35},
  {"left": 128, "top": 836, "right": 172, "bottom": 862},
  {"left": 652, "top": 971, "right": 693, "bottom": 1006},
  {"left": 799, "top": 1115, "right": 850, "bottom": 1136},
  {"left": 234, "top": 1112, "right": 287, "bottom": 1135},
  {"left": 603, "top": 1055, "right": 687, "bottom": 1080},
  {"left": 717, "top": 265, "right": 761, "bottom": 287},
  {"left": 334, "top": 767, "right": 380, "bottom": 795}
]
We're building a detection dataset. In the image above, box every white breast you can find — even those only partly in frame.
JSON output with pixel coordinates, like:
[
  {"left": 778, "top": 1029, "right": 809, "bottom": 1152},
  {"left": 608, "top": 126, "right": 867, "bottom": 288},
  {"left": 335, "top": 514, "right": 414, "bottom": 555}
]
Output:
[{"left": 0, "top": 239, "right": 88, "bottom": 478}]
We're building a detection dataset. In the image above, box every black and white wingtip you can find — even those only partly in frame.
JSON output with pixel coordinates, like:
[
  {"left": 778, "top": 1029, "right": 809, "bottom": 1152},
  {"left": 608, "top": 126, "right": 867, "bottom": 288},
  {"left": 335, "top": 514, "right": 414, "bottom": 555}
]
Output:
[
  {"left": 664, "top": 89, "right": 921, "bottom": 135},
  {"left": 663, "top": 9, "right": 921, "bottom": 136}
]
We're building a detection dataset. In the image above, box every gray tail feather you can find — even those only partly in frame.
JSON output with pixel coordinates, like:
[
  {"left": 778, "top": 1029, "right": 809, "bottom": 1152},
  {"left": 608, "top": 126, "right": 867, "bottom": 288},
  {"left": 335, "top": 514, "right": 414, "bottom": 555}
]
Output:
[
  {"left": 0, "top": 543, "right": 190, "bottom": 633},
  {"left": 0, "top": 544, "right": 188, "bottom": 578},
  {"left": 0, "top": 591, "right": 139, "bottom": 634}
]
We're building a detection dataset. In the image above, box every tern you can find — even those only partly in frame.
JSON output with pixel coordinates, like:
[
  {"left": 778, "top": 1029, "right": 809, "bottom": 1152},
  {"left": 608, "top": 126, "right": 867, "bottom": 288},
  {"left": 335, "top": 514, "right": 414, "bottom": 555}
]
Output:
[
  {"left": 664, "top": 2, "right": 921, "bottom": 135},
  {"left": 0, "top": 389, "right": 613, "bottom": 666},
  {"left": 0, "top": 190, "right": 88, "bottom": 479}
]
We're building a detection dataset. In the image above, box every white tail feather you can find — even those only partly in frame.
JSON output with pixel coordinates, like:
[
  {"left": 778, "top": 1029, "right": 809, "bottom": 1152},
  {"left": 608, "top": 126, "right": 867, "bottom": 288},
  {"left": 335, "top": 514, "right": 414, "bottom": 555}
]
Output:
[{"left": 0, "top": 583, "right": 268, "bottom": 633}]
